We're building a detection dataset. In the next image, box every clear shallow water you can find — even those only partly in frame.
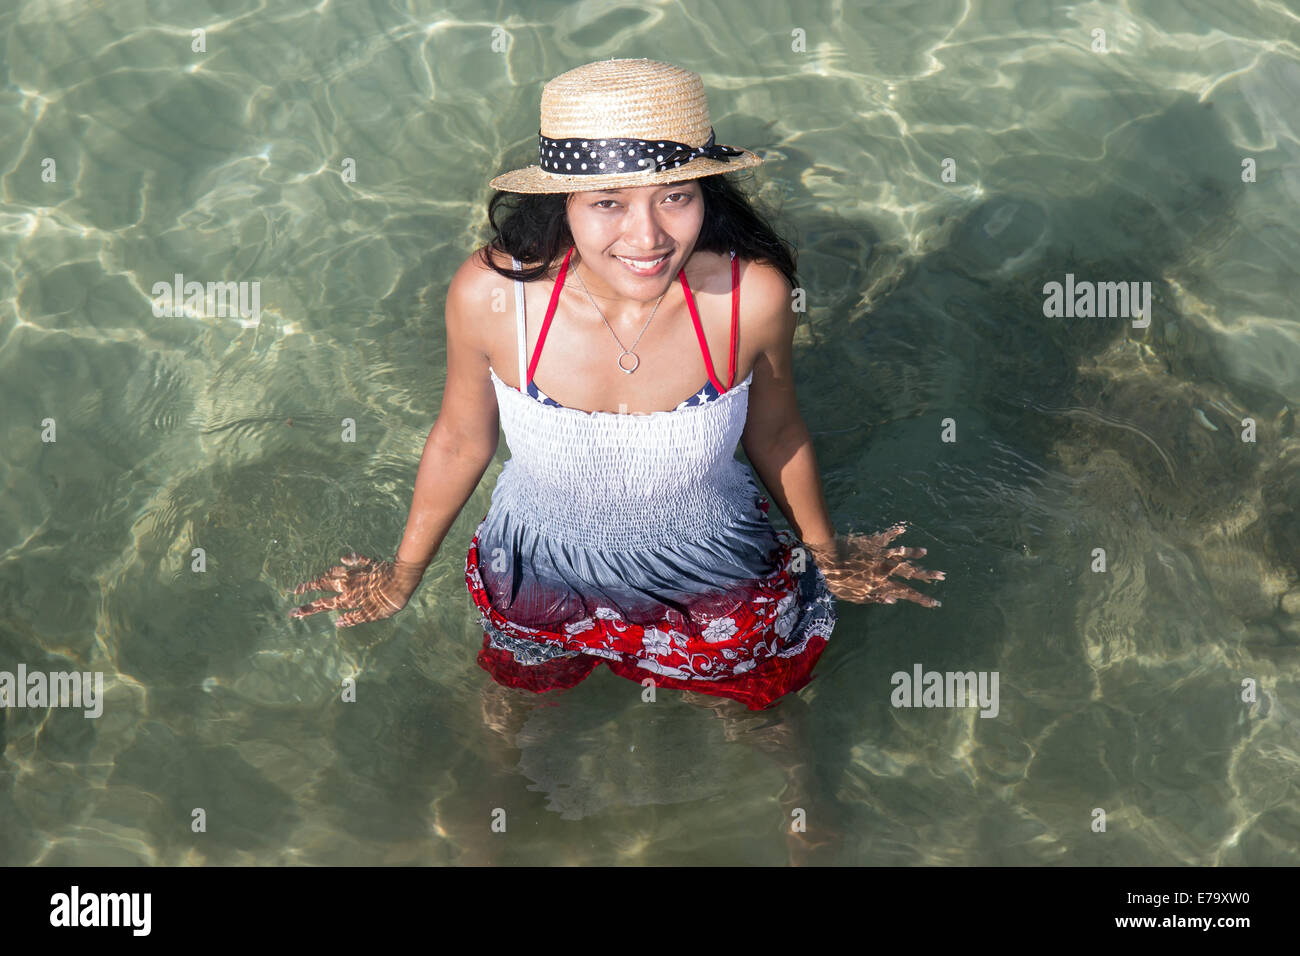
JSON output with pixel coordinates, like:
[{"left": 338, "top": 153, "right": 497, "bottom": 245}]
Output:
[{"left": 1, "top": 0, "right": 1298, "bottom": 865}]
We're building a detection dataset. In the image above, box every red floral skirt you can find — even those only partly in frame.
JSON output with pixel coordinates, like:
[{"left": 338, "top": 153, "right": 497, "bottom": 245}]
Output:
[{"left": 463, "top": 497, "right": 836, "bottom": 711}]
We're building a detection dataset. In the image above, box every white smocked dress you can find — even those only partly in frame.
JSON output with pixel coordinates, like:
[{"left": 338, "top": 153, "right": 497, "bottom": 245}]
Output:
[{"left": 464, "top": 245, "right": 836, "bottom": 710}]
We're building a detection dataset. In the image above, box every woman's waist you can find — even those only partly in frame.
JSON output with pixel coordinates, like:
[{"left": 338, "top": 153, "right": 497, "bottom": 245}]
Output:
[
  {"left": 487, "top": 458, "right": 761, "bottom": 550},
  {"left": 495, "top": 452, "right": 750, "bottom": 496}
]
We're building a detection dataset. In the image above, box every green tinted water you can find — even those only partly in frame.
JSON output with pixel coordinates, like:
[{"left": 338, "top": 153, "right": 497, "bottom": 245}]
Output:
[{"left": 1, "top": 0, "right": 1298, "bottom": 865}]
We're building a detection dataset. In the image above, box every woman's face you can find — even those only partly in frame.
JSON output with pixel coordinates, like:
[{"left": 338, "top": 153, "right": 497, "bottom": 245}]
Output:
[{"left": 564, "top": 179, "right": 704, "bottom": 302}]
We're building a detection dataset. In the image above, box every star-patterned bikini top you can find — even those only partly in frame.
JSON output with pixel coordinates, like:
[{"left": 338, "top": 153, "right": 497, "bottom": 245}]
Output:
[{"left": 493, "top": 245, "right": 746, "bottom": 412}]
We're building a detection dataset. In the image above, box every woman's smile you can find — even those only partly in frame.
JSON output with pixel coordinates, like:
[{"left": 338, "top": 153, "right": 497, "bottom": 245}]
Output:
[{"left": 612, "top": 252, "right": 671, "bottom": 276}]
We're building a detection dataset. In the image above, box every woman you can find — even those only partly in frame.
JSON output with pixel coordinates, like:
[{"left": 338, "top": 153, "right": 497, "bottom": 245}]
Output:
[{"left": 290, "top": 58, "right": 945, "bottom": 713}]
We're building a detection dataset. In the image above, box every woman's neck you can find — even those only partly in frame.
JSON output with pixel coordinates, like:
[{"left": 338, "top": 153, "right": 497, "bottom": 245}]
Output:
[{"left": 567, "top": 251, "right": 680, "bottom": 322}]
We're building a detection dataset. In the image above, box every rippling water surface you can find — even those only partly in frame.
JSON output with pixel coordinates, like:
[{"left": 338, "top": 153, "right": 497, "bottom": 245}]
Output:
[{"left": 2, "top": 0, "right": 1298, "bottom": 865}]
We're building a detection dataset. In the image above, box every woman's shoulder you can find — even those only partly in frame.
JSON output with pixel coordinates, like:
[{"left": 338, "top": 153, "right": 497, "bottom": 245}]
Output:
[
  {"left": 731, "top": 253, "right": 797, "bottom": 352},
  {"left": 448, "top": 244, "right": 516, "bottom": 304},
  {"left": 732, "top": 251, "right": 789, "bottom": 293},
  {"left": 457, "top": 243, "right": 513, "bottom": 278},
  {"left": 456, "top": 244, "right": 557, "bottom": 288},
  {"left": 443, "top": 249, "right": 512, "bottom": 350},
  {"left": 478, "top": 243, "right": 530, "bottom": 273},
  {"left": 694, "top": 247, "right": 789, "bottom": 297}
]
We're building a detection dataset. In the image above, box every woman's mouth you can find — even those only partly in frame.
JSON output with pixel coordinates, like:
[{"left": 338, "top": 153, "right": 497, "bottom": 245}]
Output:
[{"left": 613, "top": 254, "right": 670, "bottom": 276}]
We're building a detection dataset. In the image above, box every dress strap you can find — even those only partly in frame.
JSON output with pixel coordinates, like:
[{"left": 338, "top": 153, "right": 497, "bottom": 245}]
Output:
[
  {"left": 679, "top": 247, "right": 740, "bottom": 393},
  {"left": 728, "top": 248, "right": 739, "bottom": 389},
  {"left": 510, "top": 255, "right": 527, "bottom": 388},
  {"left": 525, "top": 245, "right": 573, "bottom": 388}
]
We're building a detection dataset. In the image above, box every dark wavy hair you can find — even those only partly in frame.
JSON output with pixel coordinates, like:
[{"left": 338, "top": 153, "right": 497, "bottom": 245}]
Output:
[{"left": 476, "top": 173, "right": 799, "bottom": 292}]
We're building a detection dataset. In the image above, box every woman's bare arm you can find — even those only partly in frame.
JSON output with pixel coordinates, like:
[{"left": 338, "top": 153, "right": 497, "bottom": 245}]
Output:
[
  {"left": 739, "top": 263, "right": 945, "bottom": 607},
  {"left": 290, "top": 248, "right": 506, "bottom": 625},
  {"left": 394, "top": 249, "right": 504, "bottom": 566},
  {"left": 738, "top": 264, "right": 836, "bottom": 548}
]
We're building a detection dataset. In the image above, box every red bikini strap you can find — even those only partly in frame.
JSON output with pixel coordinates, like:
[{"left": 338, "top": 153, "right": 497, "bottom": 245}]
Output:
[
  {"left": 526, "top": 245, "right": 573, "bottom": 387},
  {"left": 679, "top": 249, "right": 740, "bottom": 394}
]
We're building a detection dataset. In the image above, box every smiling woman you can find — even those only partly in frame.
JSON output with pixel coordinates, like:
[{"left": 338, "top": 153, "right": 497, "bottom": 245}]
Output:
[
  {"left": 485, "top": 173, "right": 800, "bottom": 292},
  {"left": 286, "top": 56, "right": 945, "bottom": 866},
  {"left": 479, "top": 172, "right": 783, "bottom": 411},
  {"left": 290, "top": 58, "right": 945, "bottom": 711}
]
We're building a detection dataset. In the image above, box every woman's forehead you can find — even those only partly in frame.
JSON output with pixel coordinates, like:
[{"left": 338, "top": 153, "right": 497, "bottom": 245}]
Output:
[{"left": 578, "top": 180, "right": 698, "bottom": 196}]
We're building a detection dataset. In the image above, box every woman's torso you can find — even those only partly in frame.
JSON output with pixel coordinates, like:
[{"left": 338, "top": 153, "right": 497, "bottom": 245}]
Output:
[{"left": 481, "top": 244, "right": 762, "bottom": 552}]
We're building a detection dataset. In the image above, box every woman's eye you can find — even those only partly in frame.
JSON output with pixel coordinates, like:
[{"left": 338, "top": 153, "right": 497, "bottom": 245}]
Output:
[{"left": 593, "top": 193, "right": 691, "bottom": 210}]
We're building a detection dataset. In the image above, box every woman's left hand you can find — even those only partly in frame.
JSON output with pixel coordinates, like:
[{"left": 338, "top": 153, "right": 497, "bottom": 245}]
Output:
[{"left": 803, "top": 523, "right": 945, "bottom": 607}]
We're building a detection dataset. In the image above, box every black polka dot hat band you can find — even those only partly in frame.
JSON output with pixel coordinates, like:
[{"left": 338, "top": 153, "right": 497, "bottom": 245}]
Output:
[
  {"left": 538, "top": 128, "right": 743, "bottom": 176},
  {"left": 489, "top": 58, "right": 763, "bottom": 194}
]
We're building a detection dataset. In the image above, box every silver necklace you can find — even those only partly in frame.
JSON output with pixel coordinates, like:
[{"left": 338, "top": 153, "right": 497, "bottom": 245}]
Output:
[{"left": 572, "top": 259, "right": 668, "bottom": 374}]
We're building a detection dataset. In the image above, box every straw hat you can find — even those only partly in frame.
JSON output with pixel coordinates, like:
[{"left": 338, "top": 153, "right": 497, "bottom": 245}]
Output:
[{"left": 489, "top": 58, "right": 763, "bottom": 194}]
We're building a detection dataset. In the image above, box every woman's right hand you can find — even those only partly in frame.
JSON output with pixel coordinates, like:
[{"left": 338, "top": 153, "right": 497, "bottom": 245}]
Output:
[{"left": 289, "top": 552, "right": 429, "bottom": 627}]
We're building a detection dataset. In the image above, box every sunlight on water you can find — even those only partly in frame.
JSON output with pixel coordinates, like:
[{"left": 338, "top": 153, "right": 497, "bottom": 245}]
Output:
[{"left": 0, "top": 0, "right": 1297, "bottom": 866}]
